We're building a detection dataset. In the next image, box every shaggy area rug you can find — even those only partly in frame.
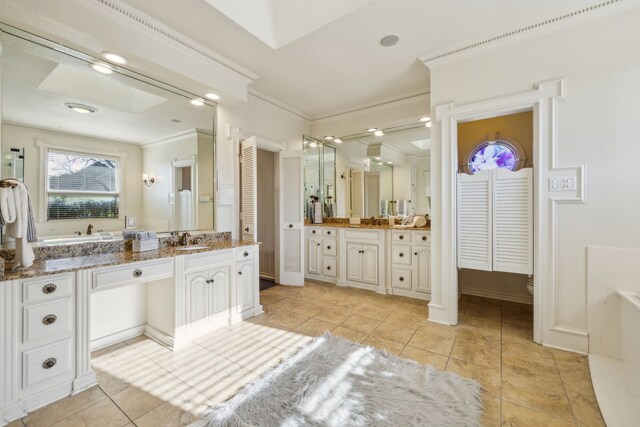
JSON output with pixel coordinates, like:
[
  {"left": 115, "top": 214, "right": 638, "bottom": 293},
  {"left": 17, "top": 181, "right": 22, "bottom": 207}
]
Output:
[{"left": 194, "top": 333, "right": 483, "bottom": 427}]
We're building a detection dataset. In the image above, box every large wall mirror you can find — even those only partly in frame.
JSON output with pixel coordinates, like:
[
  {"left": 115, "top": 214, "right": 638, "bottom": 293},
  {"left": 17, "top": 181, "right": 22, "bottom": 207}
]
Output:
[
  {"left": 304, "top": 124, "right": 431, "bottom": 220},
  {"left": 0, "top": 25, "right": 216, "bottom": 238}
]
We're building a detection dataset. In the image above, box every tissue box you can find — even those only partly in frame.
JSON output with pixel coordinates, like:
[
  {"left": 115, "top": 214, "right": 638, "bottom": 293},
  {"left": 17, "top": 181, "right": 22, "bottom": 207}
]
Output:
[{"left": 132, "top": 238, "right": 159, "bottom": 252}]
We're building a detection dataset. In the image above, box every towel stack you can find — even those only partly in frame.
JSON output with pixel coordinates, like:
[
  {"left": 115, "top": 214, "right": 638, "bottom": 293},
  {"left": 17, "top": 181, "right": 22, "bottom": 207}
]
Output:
[
  {"left": 0, "top": 179, "right": 37, "bottom": 268},
  {"left": 124, "top": 230, "right": 159, "bottom": 252}
]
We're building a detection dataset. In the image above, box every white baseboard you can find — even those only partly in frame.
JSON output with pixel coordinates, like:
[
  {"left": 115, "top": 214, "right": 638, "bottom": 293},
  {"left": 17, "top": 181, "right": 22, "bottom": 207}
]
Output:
[
  {"left": 391, "top": 288, "right": 431, "bottom": 301},
  {"left": 144, "top": 325, "right": 176, "bottom": 350},
  {"left": 460, "top": 287, "right": 533, "bottom": 305},
  {"left": 428, "top": 302, "right": 451, "bottom": 325},
  {"left": 72, "top": 372, "right": 98, "bottom": 394},
  {"left": 259, "top": 273, "right": 275, "bottom": 281},
  {"left": 90, "top": 325, "right": 145, "bottom": 351},
  {"left": 545, "top": 325, "right": 589, "bottom": 354}
]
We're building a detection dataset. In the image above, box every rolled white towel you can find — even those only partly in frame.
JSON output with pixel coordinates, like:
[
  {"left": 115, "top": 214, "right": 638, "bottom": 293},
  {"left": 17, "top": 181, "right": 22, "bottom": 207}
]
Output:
[{"left": 5, "top": 181, "right": 35, "bottom": 268}]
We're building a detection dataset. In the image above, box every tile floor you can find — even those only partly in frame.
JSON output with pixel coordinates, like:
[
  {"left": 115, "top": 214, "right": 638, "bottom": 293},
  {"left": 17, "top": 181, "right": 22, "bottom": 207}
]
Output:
[{"left": 11, "top": 281, "right": 604, "bottom": 427}]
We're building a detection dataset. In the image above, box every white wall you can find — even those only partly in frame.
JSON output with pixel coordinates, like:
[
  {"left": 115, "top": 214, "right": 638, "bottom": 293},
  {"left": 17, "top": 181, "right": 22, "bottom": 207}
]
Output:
[
  {"left": 215, "top": 94, "right": 310, "bottom": 236},
  {"left": 430, "top": 9, "right": 640, "bottom": 344},
  {"left": 1, "top": 123, "right": 143, "bottom": 236}
]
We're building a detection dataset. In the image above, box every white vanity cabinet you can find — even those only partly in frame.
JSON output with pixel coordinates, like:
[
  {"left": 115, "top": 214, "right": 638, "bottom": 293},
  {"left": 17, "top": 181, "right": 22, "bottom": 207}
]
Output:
[
  {"left": 339, "top": 228, "right": 385, "bottom": 292},
  {"left": 305, "top": 227, "right": 338, "bottom": 282},
  {"left": 233, "top": 246, "right": 259, "bottom": 321},
  {"left": 185, "top": 265, "right": 231, "bottom": 326},
  {"left": 389, "top": 230, "right": 431, "bottom": 299}
]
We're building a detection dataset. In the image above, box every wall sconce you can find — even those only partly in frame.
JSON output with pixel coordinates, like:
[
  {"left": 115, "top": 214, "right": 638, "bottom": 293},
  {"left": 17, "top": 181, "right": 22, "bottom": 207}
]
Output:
[{"left": 143, "top": 173, "right": 155, "bottom": 187}]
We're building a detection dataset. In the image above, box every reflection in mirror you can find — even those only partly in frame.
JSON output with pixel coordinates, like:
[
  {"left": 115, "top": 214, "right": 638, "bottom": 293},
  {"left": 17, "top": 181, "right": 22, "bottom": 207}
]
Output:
[
  {"left": 305, "top": 124, "right": 430, "bottom": 219},
  {"left": 303, "top": 137, "right": 336, "bottom": 219},
  {"left": 0, "top": 25, "right": 216, "bottom": 240}
]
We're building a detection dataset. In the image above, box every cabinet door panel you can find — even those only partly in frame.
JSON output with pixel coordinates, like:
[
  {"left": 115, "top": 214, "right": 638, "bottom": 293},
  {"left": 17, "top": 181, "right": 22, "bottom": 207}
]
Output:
[
  {"left": 307, "top": 237, "right": 322, "bottom": 275},
  {"left": 415, "top": 247, "right": 431, "bottom": 292},
  {"left": 236, "top": 261, "right": 254, "bottom": 314},
  {"left": 210, "top": 267, "right": 230, "bottom": 317},
  {"left": 186, "top": 272, "right": 209, "bottom": 323},
  {"left": 361, "top": 244, "right": 379, "bottom": 285},
  {"left": 346, "top": 244, "right": 362, "bottom": 282}
]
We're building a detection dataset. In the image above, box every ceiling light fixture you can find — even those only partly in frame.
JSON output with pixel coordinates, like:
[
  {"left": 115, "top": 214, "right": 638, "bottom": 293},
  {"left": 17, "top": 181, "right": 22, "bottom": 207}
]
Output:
[
  {"left": 425, "top": 122, "right": 432, "bottom": 128},
  {"left": 309, "top": 142, "right": 318, "bottom": 148},
  {"left": 205, "top": 93, "right": 220, "bottom": 101},
  {"left": 334, "top": 138, "right": 343, "bottom": 144},
  {"left": 419, "top": 116, "right": 431, "bottom": 122},
  {"left": 324, "top": 136, "right": 334, "bottom": 141},
  {"left": 387, "top": 162, "right": 393, "bottom": 165},
  {"left": 380, "top": 35, "right": 399, "bottom": 47},
  {"left": 190, "top": 98, "right": 205, "bottom": 106},
  {"left": 91, "top": 63, "right": 113, "bottom": 74},
  {"left": 374, "top": 130, "right": 384, "bottom": 137},
  {"left": 65, "top": 103, "right": 97, "bottom": 114},
  {"left": 375, "top": 156, "right": 381, "bottom": 160},
  {"left": 101, "top": 52, "right": 127, "bottom": 64},
  {"left": 367, "top": 128, "right": 378, "bottom": 132}
]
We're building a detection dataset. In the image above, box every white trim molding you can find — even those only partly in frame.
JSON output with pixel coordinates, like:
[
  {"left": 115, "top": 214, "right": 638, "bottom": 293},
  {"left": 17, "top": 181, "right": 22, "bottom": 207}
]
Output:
[
  {"left": 420, "top": 0, "right": 640, "bottom": 69},
  {"left": 430, "top": 77, "right": 589, "bottom": 353}
]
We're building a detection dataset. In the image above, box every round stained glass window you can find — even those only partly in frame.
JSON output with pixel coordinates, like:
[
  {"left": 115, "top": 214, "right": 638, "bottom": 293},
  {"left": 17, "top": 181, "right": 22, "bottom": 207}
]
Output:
[{"left": 469, "top": 142, "right": 518, "bottom": 174}]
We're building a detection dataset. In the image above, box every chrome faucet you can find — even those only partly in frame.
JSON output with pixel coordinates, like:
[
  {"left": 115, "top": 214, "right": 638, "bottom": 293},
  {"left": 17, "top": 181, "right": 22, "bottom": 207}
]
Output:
[
  {"left": 179, "top": 232, "right": 191, "bottom": 246},
  {"left": 86, "top": 224, "right": 94, "bottom": 235}
]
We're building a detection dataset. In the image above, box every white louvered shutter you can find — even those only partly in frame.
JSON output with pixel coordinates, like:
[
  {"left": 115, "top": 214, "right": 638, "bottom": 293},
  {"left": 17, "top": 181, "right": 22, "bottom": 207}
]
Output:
[
  {"left": 457, "top": 170, "right": 492, "bottom": 271},
  {"left": 241, "top": 137, "right": 257, "bottom": 243},
  {"left": 493, "top": 168, "right": 532, "bottom": 274},
  {"left": 279, "top": 150, "right": 304, "bottom": 286}
]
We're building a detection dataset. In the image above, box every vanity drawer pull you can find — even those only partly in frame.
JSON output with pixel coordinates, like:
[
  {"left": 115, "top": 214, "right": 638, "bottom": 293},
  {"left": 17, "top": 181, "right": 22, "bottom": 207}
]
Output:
[
  {"left": 42, "top": 357, "right": 57, "bottom": 369},
  {"left": 206, "top": 279, "right": 214, "bottom": 284},
  {"left": 238, "top": 271, "right": 243, "bottom": 276},
  {"left": 414, "top": 252, "right": 418, "bottom": 256},
  {"left": 312, "top": 229, "right": 316, "bottom": 234},
  {"left": 327, "top": 266, "right": 331, "bottom": 270},
  {"left": 289, "top": 224, "right": 293, "bottom": 228},
  {"left": 243, "top": 251, "right": 249, "bottom": 257},
  {"left": 327, "top": 231, "right": 331, "bottom": 235},
  {"left": 422, "top": 236, "right": 427, "bottom": 241},
  {"left": 132, "top": 269, "right": 143, "bottom": 278},
  {"left": 244, "top": 227, "right": 249, "bottom": 232},
  {"left": 399, "top": 235, "right": 404, "bottom": 240},
  {"left": 42, "top": 314, "right": 57, "bottom": 326},
  {"left": 42, "top": 284, "right": 57, "bottom": 295},
  {"left": 399, "top": 276, "right": 405, "bottom": 282},
  {"left": 327, "top": 245, "right": 331, "bottom": 250},
  {"left": 399, "top": 252, "right": 404, "bottom": 257}
]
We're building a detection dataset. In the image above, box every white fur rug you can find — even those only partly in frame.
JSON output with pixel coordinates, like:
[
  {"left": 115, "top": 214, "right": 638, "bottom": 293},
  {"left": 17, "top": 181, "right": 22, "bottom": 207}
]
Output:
[{"left": 194, "top": 333, "right": 482, "bottom": 427}]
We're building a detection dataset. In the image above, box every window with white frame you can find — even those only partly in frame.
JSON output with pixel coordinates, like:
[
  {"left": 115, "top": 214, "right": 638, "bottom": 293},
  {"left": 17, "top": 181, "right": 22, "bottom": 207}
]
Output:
[{"left": 46, "top": 149, "right": 120, "bottom": 220}]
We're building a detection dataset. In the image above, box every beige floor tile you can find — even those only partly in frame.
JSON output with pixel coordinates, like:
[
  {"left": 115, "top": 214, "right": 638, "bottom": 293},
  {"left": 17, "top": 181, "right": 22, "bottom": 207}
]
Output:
[
  {"left": 370, "top": 322, "right": 416, "bottom": 345},
  {"left": 7, "top": 420, "right": 24, "bottom": 427},
  {"left": 110, "top": 372, "right": 186, "bottom": 420},
  {"left": 407, "top": 328, "right": 456, "bottom": 356},
  {"left": 133, "top": 401, "right": 200, "bottom": 427},
  {"left": 501, "top": 400, "right": 576, "bottom": 427},
  {"left": 456, "top": 324, "right": 501, "bottom": 348},
  {"left": 400, "top": 346, "right": 448, "bottom": 370},
  {"left": 502, "top": 340, "right": 554, "bottom": 363},
  {"left": 446, "top": 358, "right": 501, "bottom": 397},
  {"left": 483, "top": 393, "right": 502, "bottom": 426},
  {"left": 460, "top": 314, "right": 502, "bottom": 330},
  {"left": 362, "top": 336, "right": 405, "bottom": 356},
  {"left": 330, "top": 326, "right": 368, "bottom": 343},
  {"left": 290, "top": 302, "right": 325, "bottom": 317},
  {"left": 502, "top": 323, "right": 533, "bottom": 343},
  {"left": 52, "top": 398, "right": 130, "bottom": 427},
  {"left": 341, "top": 314, "right": 382, "bottom": 334},
  {"left": 564, "top": 383, "right": 605, "bottom": 427},
  {"left": 502, "top": 373, "right": 573, "bottom": 420},
  {"left": 417, "top": 321, "right": 458, "bottom": 339},
  {"left": 23, "top": 386, "right": 108, "bottom": 427},
  {"left": 269, "top": 311, "right": 310, "bottom": 329},
  {"left": 355, "top": 304, "right": 396, "bottom": 321},
  {"left": 269, "top": 297, "right": 303, "bottom": 312},
  {"left": 292, "top": 318, "right": 336, "bottom": 337},
  {"left": 313, "top": 307, "right": 352, "bottom": 325},
  {"left": 384, "top": 310, "right": 429, "bottom": 330},
  {"left": 502, "top": 351, "right": 563, "bottom": 386},
  {"left": 450, "top": 340, "right": 501, "bottom": 370},
  {"left": 94, "top": 369, "right": 130, "bottom": 396}
]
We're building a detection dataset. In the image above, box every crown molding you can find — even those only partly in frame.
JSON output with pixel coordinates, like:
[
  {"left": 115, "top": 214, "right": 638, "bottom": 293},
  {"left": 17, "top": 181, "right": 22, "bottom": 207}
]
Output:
[
  {"left": 247, "top": 89, "right": 311, "bottom": 122},
  {"left": 420, "top": 0, "right": 640, "bottom": 69}
]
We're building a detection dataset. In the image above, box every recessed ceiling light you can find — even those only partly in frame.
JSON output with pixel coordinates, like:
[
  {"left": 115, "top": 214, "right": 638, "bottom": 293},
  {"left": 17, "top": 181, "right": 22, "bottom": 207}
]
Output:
[
  {"left": 190, "top": 98, "right": 205, "bottom": 106},
  {"left": 65, "top": 103, "right": 97, "bottom": 114},
  {"left": 367, "top": 128, "right": 378, "bottom": 132},
  {"left": 425, "top": 122, "right": 432, "bottom": 128},
  {"left": 374, "top": 130, "right": 384, "bottom": 136},
  {"left": 205, "top": 93, "right": 220, "bottom": 101},
  {"left": 309, "top": 142, "right": 318, "bottom": 148},
  {"left": 91, "top": 63, "right": 113, "bottom": 74},
  {"left": 101, "top": 52, "right": 127, "bottom": 64},
  {"left": 324, "top": 136, "right": 334, "bottom": 141},
  {"left": 419, "top": 116, "right": 431, "bottom": 122},
  {"left": 380, "top": 35, "right": 399, "bottom": 47},
  {"left": 334, "top": 138, "right": 343, "bottom": 144}
]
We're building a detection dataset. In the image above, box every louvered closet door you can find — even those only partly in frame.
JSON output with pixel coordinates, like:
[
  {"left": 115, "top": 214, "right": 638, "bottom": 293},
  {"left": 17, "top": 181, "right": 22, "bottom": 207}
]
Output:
[
  {"left": 493, "top": 168, "right": 532, "bottom": 274},
  {"left": 279, "top": 150, "right": 305, "bottom": 286},
  {"left": 241, "top": 137, "right": 257, "bottom": 242},
  {"left": 457, "top": 171, "right": 492, "bottom": 271}
]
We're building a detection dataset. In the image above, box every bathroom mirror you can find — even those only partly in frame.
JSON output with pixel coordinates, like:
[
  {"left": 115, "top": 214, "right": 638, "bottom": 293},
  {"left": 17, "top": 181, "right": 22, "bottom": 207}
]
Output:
[
  {"left": 304, "top": 125, "right": 431, "bottom": 219},
  {"left": 0, "top": 25, "right": 216, "bottom": 237}
]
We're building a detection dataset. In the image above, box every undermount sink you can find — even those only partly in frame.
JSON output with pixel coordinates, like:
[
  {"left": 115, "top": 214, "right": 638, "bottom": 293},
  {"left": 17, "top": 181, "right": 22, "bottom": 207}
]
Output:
[{"left": 176, "top": 245, "right": 209, "bottom": 251}]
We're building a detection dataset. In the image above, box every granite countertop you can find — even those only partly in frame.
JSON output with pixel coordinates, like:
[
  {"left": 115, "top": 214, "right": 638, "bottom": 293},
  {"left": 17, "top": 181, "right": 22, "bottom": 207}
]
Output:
[
  {"left": 0, "top": 240, "right": 256, "bottom": 282},
  {"left": 306, "top": 223, "right": 431, "bottom": 231}
]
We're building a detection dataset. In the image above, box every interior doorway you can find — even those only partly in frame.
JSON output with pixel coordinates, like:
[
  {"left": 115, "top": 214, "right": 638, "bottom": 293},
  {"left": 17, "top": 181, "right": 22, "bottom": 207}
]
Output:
[{"left": 256, "top": 148, "right": 277, "bottom": 282}]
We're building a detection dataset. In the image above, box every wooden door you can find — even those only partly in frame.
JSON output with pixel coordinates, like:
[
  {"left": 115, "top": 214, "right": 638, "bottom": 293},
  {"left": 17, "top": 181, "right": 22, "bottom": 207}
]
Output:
[{"left": 279, "top": 150, "right": 305, "bottom": 285}]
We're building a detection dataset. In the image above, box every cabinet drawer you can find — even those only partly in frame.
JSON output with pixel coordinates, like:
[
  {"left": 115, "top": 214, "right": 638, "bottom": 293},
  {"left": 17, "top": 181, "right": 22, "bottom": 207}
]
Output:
[
  {"left": 236, "top": 246, "right": 254, "bottom": 261},
  {"left": 185, "top": 250, "right": 233, "bottom": 271},
  {"left": 23, "top": 339, "right": 73, "bottom": 388},
  {"left": 23, "top": 299, "right": 73, "bottom": 343},
  {"left": 92, "top": 258, "right": 174, "bottom": 291},
  {"left": 414, "top": 232, "right": 431, "bottom": 245},
  {"left": 322, "top": 239, "right": 337, "bottom": 256},
  {"left": 392, "top": 231, "right": 412, "bottom": 243},
  {"left": 392, "top": 245, "right": 412, "bottom": 266},
  {"left": 392, "top": 268, "right": 412, "bottom": 290},
  {"left": 308, "top": 227, "right": 322, "bottom": 236},
  {"left": 323, "top": 258, "right": 337, "bottom": 277},
  {"left": 322, "top": 228, "right": 337, "bottom": 237},
  {"left": 23, "top": 275, "right": 73, "bottom": 304}
]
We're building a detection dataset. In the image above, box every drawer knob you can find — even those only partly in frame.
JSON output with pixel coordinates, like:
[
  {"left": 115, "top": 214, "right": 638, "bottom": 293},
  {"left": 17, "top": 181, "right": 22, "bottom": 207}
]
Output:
[
  {"left": 133, "top": 269, "right": 143, "bottom": 278},
  {"left": 206, "top": 279, "right": 215, "bottom": 284},
  {"left": 42, "top": 314, "right": 58, "bottom": 326},
  {"left": 327, "top": 266, "right": 331, "bottom": 270},
  {"left": 244, "top": 227, "right": 249, "bottom": 232},
  {"left": 414, "top": 252, "right": 418, "bottom": 256},
  {"left": 399, "top": 252, "right": 404, "bottom": 257},
  {"left": 399, "top": 276, "right": 405, "bottom": 282},
  {"left": 289, "top": 224, "right": 293, "bottom": 228},
  {"left": 399, "top": 235, "right": 404, "bottom": 240},
  {"left": 42, "top": 357, "right": 57, "bottom": 369},
  {"left": 42, "top": 284, "right": 57, "bottom": 295},
  {"left": 422, "top": 236, "right": 427, "bottom": 241},
  {"left": 243, "top": 251, "right": 249, "bottom": 257},
  {"left": 327, "top": 231, "right": 331, "bottom": 235},
  {"left": 312, "top": 230, "right": 316, "bottom": 234},
  {"left": 327, "top": 246, "right": 331, "bottom": 250},
  {"left": 317, "top": 243, "right": 320, "bottom": 247}
]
